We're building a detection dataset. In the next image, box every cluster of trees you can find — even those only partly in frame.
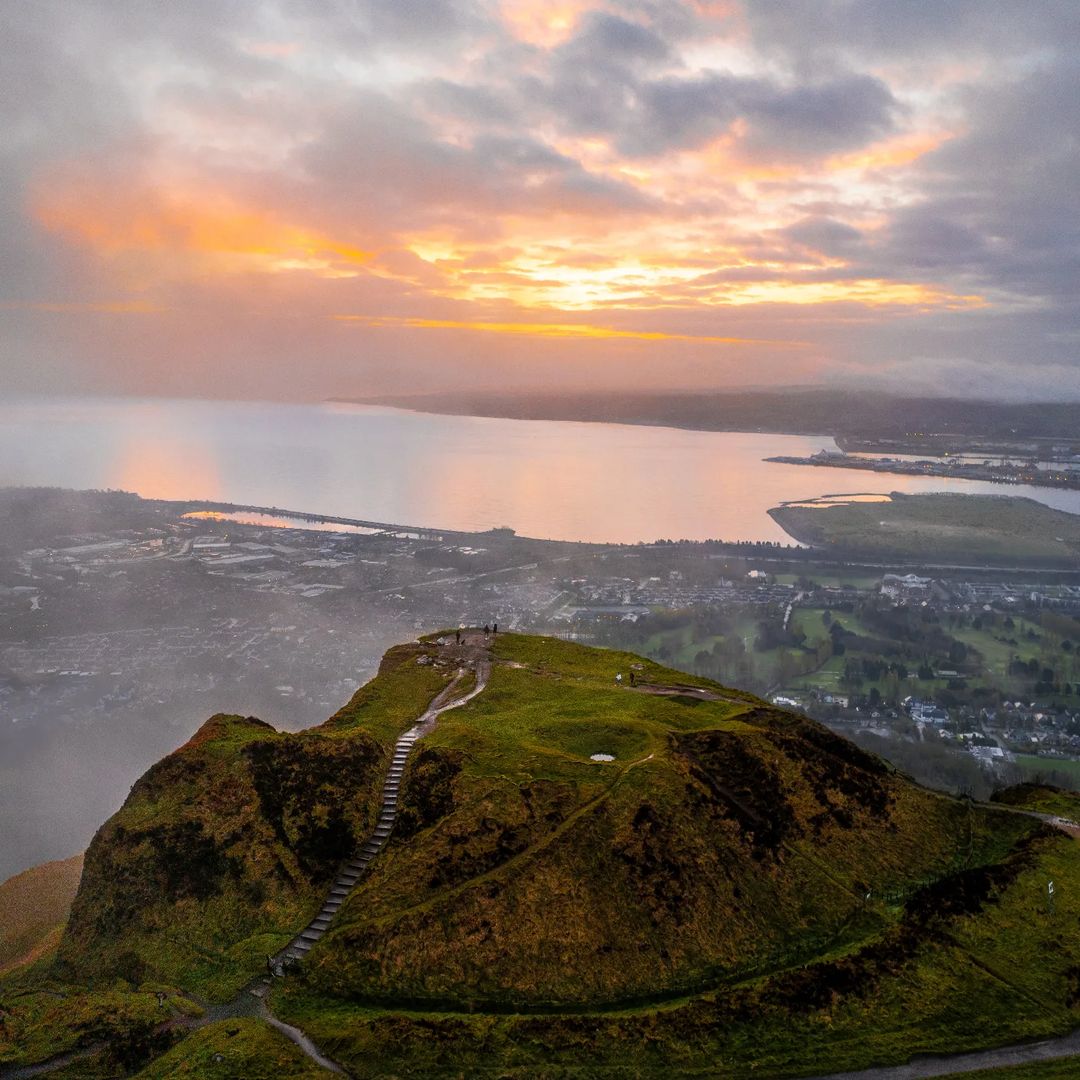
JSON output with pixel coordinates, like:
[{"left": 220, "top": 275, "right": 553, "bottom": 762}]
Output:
[{"left": 1006, "top": 656, "right": 1076, "bottom": 697}]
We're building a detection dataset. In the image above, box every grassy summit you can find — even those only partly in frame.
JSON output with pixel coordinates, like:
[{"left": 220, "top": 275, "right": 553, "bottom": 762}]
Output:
[
  {"left": 301, "top": 633, "right": 1002, "bottom": 1010},
  {"left": 3, "top": 633, "right": 1080, "bottom": 1078}
]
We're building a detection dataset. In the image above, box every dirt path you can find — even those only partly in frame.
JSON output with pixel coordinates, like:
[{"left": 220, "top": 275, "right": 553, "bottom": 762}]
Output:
[
  {"left": 632, "top": 680, "right": 750, "bottom": 705},
  {"left": 803, "top": 1028, "right": 1080, "bottom": 1080},
  {"left": 0, "top": 1046, "right": 108, "bottom": 1080}
]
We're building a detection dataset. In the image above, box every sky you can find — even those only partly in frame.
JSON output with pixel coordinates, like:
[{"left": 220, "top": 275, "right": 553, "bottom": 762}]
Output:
[{"left": 2, "top": 0, "right": 1078, "bottom": 402}]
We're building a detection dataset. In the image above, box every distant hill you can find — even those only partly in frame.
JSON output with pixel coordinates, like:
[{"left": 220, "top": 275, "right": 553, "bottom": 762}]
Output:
[
  {"left": 344, "top": 388, "right": 1080, "bottom": 440},
  {"left": 3, "top": 634, "right": 1080, "bottom": 1078},
  {"left": 0, "top": 854, "right": 82, "bottom": 976}
]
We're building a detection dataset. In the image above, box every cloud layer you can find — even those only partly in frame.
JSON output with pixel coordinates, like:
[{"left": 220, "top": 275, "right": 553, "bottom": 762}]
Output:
[{"left": 1, "top": 0, "right": 1077, "bottom": 400}]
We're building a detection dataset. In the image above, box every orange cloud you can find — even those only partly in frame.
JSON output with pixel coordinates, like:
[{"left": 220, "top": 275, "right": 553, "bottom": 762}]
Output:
[
  {"left": 500, "top": 0, "right": 590, "bottom": 46},
  {"left": 31, "top": 177, "right": 374, "bottom": 275},
  {"left": 692, "top": 279, "right": 986, "bottom": 309},
  {"left": 692, "top": 128, "right": 953, "bottom": 188},
  {"left": 334, "top": 313, "right": 808, "bottom": 347},
  {"left": 394, "top": 231, "right": 983, "bottom": 312},
  {"left": 27, "top": 126, "right": 974, "bottom": 328},
  {"left": 825, "top": 130, "right": 954, "bottom": 174}
]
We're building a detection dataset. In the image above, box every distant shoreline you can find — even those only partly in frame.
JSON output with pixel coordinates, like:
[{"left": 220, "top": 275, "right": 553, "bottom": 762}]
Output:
[
  {"left": 329, "top": 397, "right": 835, "bottom": 440},
  {"left": 332, "top": 390, "right": 1080, "bottom": 444}
]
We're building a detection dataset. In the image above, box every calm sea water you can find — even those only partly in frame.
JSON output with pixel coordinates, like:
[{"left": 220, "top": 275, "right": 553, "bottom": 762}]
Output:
[{"left": 2, "top": 397, "right": 1079, "bottom": 544}]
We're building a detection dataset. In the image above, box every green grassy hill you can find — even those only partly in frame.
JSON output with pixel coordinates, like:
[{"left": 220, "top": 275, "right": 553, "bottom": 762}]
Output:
[
  {"left": 0, "top": 855, "right": 83, "bottom": 977},
  {"left": 56, "top": 643, "right": 453, "bottom": 1001},
  {"left": 302, "top": 634, "right": 1002, "bottom": 1011},
  {"left": 3, "top": 633, "right": 1080, "bottom": 1078}
]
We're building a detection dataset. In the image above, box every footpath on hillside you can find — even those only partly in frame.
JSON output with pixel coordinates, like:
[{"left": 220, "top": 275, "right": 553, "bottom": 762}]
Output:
[{"left": 806, "top": 1026, "right": 1080, "bottom": 1080}]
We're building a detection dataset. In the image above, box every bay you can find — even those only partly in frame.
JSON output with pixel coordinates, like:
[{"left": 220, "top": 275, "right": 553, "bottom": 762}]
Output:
[{"left": 2, "top": 397, "right": 1079, "bottom": 544}]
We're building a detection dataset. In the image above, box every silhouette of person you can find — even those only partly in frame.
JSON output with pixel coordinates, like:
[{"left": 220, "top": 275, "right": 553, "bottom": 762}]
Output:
[
  {"left": 455, "top": 629, "right": 461, "bottom": 645},
  {"left": 629, "top": 671, "right": 635, "bottom": 686},
  {"left": 493, "top": 622, "right": 498, "bottom": 635},
  {"left": 484, "top": 624, "right": 490, "bottom": 635}
]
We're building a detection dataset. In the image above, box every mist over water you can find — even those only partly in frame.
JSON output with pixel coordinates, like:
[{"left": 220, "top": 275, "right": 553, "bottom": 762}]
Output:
[{"left": 3, "top": 397, "right": 1079, "bottom": 543}]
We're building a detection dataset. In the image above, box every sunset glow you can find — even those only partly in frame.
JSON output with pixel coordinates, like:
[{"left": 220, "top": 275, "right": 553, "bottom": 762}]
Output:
[
  {"left": 33, "top": 181, "right": 375, "bottom": 275},
  {"left": 3, "top": 1, "right": 1075, "bottom": 399},
  {"left": 333, "top": 314, "right": 810, "bottom": 346}
]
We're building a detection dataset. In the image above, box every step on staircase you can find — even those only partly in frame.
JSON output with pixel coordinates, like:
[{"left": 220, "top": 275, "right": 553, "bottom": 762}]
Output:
[
  {"left": 279, "top": 728, "right": 419, "bottom": 963},
  {"left": 266, "top": 660, "right": 488, "bottom": 977}
]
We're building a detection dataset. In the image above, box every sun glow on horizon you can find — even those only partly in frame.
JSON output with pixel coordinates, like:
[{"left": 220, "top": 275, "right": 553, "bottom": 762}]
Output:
[
  {"left": 16, "top": 1, "right": 1002, "bottom": 383},
  {"left": 334, "top": 313, "right": 810, "bottom": 347}
]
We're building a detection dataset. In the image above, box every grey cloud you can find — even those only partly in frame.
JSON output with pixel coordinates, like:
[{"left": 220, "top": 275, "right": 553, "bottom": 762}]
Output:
[
  {"left": 738, "top": 74, "right": 898, "bottom": 158},
  {"left": 2, "top": 0, "right": 1079, "bottom": 401},
  {"left": 296, "top": 93, "right": 652, "bottom": 232},
  {"left": 512, "top": 7, "right": 900, "bottom": 162},
  {"left": 414, "top": 79, "right": 517, "bottom": 127},
  {"left": 869, "top": 55, "right": 1080, "bottom": 304},
  {"left": 534, "top": 63, "right": 898, "bottom": 160},
  {"left": 618, "top": 74, "right": 740, "bottom": 155},
  {"left": 558, "top": 10, "right": 671, "bottom": 65},
  {"left": 300, "top": 0, "right": 484, "bottom": 46},
  {"left": 781, "top": 216, "right": 865, "bottom": 257},
  {"left": 744, "top": 0, "right": 1080, "bottom": 71}
]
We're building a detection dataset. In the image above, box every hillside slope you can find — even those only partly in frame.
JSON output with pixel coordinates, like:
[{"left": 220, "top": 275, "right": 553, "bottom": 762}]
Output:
[
  {"left": 0, "top": 855, "right": 83, "bottom": 977},
  {"left": 303, "top": 634, "right": 997, "bottom": 1009},
  {"left": 55, "top": 642, "right": 454, "bottom": 1001},
  {"left": 2, "top": 633, "right": 1079, "bottom": 1079}
]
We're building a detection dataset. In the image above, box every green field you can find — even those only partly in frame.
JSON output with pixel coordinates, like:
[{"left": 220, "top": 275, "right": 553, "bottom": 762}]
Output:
[
  {"left": 1014, "top": 754, "right": 1080, "bottom": 783},
  {"left": 770, "top": 492, "right": 1080, "bottom": 565}
]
